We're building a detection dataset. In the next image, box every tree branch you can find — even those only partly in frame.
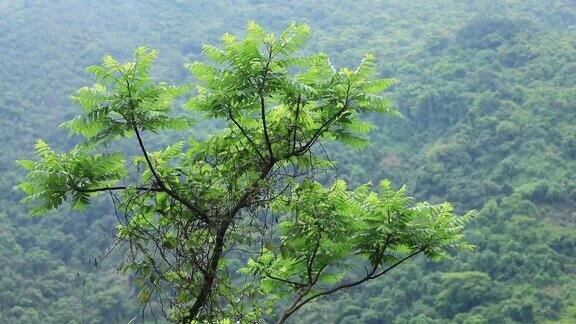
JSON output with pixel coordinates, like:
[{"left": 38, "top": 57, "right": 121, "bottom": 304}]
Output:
[
  {"left": 291, "top": 95, "right": 301, "bottom": 153},
  {"left": 265, "top": 273, "right": 307, "bottom": 289},
  {"left": 183, "top": 159, "right": 277, "bottom": 321},
  {"left": 294, "top": 84, "right": 352, "bottom": 156},
  {"left": 75, "top": 185, "right": 162, "bottom": 193},
  {"left": 122, "top": 74, "right": 211, "bottom": 225},
  {"left": 131, "top": 122, "right": 211, "bottom": 225},
  {"left": 370, "top": 250, "right": 422, "bottom": 280},
  {"left": 227, "top": 108, "right": 266, "bottom": 161},
  {"left": 277, "top": 249, "right": 423, "bottom": 324},
  {"left": 259, "top": 50, "right": 274, "bottom": 159}
]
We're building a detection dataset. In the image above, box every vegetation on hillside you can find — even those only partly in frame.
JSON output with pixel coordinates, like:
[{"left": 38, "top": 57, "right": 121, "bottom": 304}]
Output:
[{"left": 1, "top": 0, "right": 576, "bottom": 323}]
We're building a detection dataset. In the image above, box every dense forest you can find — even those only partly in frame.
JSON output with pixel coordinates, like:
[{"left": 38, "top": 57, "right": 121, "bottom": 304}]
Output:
[{"left": 2, "top": 0, "right": 576, "bottom": 323}]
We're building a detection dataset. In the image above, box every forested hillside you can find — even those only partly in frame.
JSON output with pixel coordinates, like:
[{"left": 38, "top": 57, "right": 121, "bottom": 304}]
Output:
[{"left": 2, "top": 0, "right": 576, "bottom": 323}]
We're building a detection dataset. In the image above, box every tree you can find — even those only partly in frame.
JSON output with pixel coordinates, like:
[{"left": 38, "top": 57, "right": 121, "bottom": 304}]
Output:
[{"left": 17, "top": 22, "right": 475, "bottom": 323}]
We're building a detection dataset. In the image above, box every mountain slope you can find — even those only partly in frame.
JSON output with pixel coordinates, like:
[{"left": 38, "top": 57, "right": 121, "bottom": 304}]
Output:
[{"left": 1, "top": 1, "right": 575, "bottom": 322}]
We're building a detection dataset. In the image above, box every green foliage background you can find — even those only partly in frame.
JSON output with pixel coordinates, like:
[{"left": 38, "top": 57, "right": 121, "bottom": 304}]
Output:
[{"left": 2, "top": 0, "right": 576, "bottom": 322}]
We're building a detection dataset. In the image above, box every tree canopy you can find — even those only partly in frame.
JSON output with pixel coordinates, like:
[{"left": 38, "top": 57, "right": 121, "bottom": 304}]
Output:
[{"left": 17, "top": 22, "right": 473, "bottom": 322}]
